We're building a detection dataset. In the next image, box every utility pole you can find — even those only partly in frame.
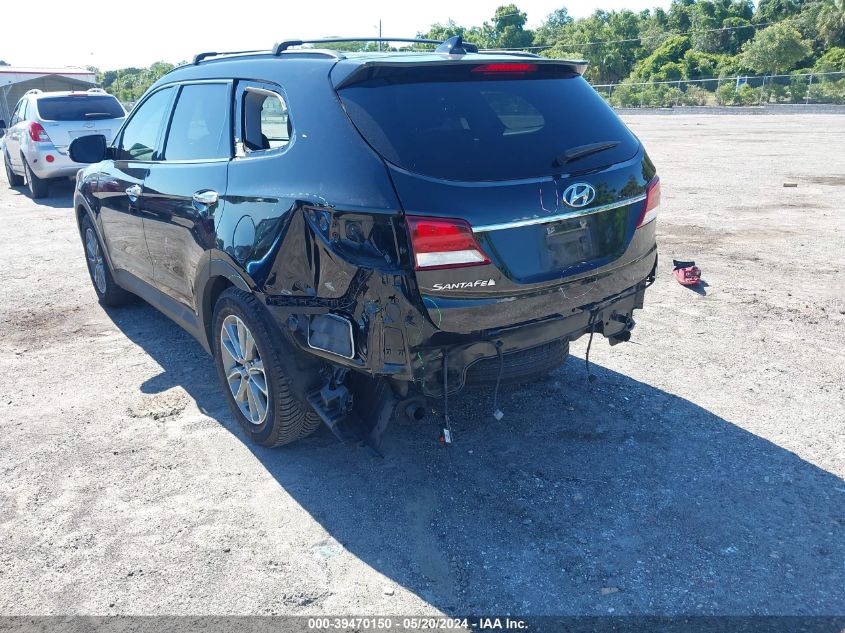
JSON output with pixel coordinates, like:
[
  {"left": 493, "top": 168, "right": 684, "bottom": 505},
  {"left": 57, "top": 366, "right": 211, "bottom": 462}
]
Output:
[{"left": 378, "top": 19, "right": 382, "bottom": 52}]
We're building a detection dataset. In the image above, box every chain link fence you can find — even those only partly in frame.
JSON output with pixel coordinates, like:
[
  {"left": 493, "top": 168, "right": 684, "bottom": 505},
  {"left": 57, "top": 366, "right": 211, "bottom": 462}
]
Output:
[{"left": 592, "top": 71, "right": 845, "bottom": 108}]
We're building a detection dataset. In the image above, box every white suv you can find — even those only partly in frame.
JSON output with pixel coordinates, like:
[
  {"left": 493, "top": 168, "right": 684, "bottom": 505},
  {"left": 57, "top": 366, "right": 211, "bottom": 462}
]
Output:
[{"left": 2, "top": 89, "right": 126, "bottom": 198}]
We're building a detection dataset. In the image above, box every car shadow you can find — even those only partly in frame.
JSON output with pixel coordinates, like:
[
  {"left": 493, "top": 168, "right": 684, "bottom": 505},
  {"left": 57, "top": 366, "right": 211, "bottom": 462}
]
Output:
[
  {"left": 105, "top": 301, "right": 845, "bottom": 616},
  {"left": 8, "top": 178, "right": 75, "bottom": 209}
]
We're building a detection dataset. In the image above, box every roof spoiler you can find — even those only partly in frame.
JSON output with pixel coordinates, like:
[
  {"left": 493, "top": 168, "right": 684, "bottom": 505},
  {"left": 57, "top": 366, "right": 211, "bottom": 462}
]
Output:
[{"left": 333, "top": 57, "right": 589, "bottom": 90}]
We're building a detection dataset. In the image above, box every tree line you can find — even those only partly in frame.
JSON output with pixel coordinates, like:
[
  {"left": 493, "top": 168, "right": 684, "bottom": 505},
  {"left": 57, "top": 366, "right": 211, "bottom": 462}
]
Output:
[{"left": 89, "top": 0, "right": 845, "bottom": 106}]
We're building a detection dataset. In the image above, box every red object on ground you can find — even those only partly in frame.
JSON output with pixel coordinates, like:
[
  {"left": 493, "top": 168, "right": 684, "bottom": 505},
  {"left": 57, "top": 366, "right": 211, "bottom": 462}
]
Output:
[{"left": 673, "top": 259, "right": 701, "bottom": 286}]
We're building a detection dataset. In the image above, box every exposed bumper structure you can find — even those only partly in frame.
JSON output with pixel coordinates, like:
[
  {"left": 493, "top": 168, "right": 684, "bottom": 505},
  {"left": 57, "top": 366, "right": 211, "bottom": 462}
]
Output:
[
  {"left": 413, "top": 279, "right": 649, "bottom": 397},
  {"left": 264, "top": 244, "right": 657, "bottom": 398}
]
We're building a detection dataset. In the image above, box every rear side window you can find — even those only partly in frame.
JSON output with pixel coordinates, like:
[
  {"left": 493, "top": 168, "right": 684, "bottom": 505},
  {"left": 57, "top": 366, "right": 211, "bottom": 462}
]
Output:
[
  {"left": 163, "top": 83, "right": 230, "bottom": 161},
  {"left": 243, "top": 88, "right": 289, "bottom": 151},
  {"left": 116, "top": 87, "right": 174, "bottom": 161},
  {"left": 36, "top": 95, "right": 125, "bottom": 121},
  {"left": 13, "top": 99, "right": 28, "bottom": 123},
  {"left": 338, "top": 65, "right": 639, "bottom": 181}
]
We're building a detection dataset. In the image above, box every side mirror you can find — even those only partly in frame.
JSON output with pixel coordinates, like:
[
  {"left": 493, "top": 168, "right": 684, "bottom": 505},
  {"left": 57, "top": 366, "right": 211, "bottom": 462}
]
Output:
[
  {"left": 0, "top": 120, "right": 6, "bottom": 138},
  {"left": 69, "top": 134, "right": 108, "bottom": 164}
]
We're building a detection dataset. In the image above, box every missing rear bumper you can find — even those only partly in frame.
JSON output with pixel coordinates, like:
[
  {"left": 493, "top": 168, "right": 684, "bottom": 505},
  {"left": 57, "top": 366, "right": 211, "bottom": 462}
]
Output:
[{"left": 413, "top": 281, "right": 647, "bottom": 397}]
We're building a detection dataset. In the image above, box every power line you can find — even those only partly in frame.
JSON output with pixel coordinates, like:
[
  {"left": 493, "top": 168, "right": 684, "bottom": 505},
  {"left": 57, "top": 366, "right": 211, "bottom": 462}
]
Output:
[{"left": 481, "top": 19, "right": 778, "bottom": 51}]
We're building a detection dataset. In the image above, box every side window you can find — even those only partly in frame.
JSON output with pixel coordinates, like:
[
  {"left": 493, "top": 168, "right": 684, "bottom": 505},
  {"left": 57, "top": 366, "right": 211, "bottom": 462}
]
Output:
[
  {"left": 20, "top": 100, "right": 29, "bottom": 121},
  {"left": 243, "top": 88, "right": 290, "bottom": 152},
  {"left": 163, "top": 83, "right": 230, "bottom": 161},
  {"left": 116, "top": 87, "right": 174, "bottom": 161},
  {"left": 11, "top": 100, "right": 25, "bottom": 124}
]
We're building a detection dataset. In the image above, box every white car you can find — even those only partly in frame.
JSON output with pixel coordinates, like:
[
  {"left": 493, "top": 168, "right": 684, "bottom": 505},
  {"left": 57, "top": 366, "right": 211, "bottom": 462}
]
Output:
[{"left": 2, "top": 88, "right": 126, "bottom": 198}]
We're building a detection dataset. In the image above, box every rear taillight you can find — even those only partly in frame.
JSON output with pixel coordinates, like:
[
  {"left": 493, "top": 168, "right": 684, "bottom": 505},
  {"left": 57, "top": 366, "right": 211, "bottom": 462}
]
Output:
[
  {"left": 28, "top": 122, "right": 51, "bottom": 143},
  {"left": 406, "top": 216, "right": 491, "bottom": 270},
  {"left": 637, "top": 176, "right": 661, "bottom": 227}
]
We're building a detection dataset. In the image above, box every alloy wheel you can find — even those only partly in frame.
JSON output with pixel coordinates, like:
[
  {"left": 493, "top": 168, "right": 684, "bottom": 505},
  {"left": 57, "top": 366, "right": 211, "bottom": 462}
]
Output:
[
  {"left": 219, "top": 314, "right": 269, "bottom": 425},
  {"left": 84, "top": 228, "right": 107, "bottom": 294}
]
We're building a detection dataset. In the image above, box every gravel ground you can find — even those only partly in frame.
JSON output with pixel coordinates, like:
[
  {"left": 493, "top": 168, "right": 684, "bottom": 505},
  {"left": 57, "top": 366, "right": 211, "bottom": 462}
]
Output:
[{"left": 0, "top": 115, "right": 843, "bottom": 618}]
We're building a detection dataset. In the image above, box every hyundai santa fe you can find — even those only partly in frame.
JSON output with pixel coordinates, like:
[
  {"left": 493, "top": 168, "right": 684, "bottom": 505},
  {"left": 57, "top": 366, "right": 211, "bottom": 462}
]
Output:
[
  {"left": 67, "top": 37, "right": 660, "bottom": 450},
  {"left": 4, "top": 89, "right": 126, "bottom": 198}
]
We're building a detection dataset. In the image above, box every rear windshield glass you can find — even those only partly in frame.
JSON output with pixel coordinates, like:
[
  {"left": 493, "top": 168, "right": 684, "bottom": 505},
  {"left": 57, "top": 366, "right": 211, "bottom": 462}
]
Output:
[
  {"left": 37, "top": 95, "right": 125, "bottom": 121},
  {"left": 338, "top": 65, "right": 639, "bottom": 181}
]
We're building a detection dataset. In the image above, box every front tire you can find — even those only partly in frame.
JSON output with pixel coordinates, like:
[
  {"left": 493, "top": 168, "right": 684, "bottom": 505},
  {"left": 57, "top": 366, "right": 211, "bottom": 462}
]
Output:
[
  {"left": 23, "top": 159, "right": 48, "bottom": 199},
  {"left": 4, "top": 152, "right": 24, "bottom": 187},
  {"left": 212, "top": 288, "right": 320, "bottom": 447},
  {"left": 80, "top": 214, "right": 132, "bottom": 306}
]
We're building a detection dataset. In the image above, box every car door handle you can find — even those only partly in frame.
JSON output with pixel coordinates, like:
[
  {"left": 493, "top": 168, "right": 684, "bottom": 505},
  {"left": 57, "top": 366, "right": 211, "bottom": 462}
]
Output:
[
  {"left": 192, "top": 190, "right": 219, "bottom": 217},
  {"left": 125, "top": 185, "right": 142, "bottom": 201},
  {"left": 192, "top": 190, "right": 218, "bottom": 206}
]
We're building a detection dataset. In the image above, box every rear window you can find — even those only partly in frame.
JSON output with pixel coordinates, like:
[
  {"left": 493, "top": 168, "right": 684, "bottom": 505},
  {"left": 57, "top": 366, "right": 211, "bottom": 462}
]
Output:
[
  {"left": 337, "top": 64, "right": 639, "bottom": 181},
  {"left": 36, "top": 95, "right": 125, "bottom": 122}
]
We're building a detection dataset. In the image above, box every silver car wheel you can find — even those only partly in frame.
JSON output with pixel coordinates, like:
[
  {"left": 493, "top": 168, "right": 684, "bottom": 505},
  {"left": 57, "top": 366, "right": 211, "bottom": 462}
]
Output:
[
  {"left": 84, "top": 227, "right": 107, "bottom": 294},
  {"left": 220, "top": 314, "right": 269, "bottom": 425}
]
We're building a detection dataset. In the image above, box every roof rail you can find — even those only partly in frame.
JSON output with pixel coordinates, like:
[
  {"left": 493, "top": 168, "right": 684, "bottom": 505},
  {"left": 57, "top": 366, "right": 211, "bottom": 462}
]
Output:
[
  {"left": 192, "top": 49, "right": 267, "bottom": 65},
  {"left": 272, "top": 37, "right": 443, "bottom": 56},
  {"left": 274, "top": 48, "right": 345, "bottom": 60},
  {"left": 87, "top": 87, "right": 107, "bottom": 93},
  {"left": 24, "top": 89, "right": 42, "bottom": 96}
]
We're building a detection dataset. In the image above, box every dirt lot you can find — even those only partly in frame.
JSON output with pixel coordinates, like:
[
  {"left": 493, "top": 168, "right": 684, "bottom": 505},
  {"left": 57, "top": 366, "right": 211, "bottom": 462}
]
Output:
[{"left": 0, "top": 115, "right": 843, "bottom": 618}]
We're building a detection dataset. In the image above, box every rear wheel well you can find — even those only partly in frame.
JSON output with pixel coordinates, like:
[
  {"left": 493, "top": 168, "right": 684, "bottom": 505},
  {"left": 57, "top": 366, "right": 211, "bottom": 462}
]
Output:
[
  {"left": 76, "top": 205, "right": 88, "bottom": 232},
  {"left": 203, "top": 276, "right": 235, "bottom": 346}
]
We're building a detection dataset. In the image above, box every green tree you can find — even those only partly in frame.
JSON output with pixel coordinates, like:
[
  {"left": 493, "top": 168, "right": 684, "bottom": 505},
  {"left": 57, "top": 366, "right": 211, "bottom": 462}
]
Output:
[
  {"left": 727, "top": 0, "right": 754, "bottom": 22},
  {"left": 637, "top": 8, "right": 672, "bottom": 57},
  {"left": 543, "top": 9, "right": 641, "bottom": 83},
  {"left": 688, "top": 0, "right": 723, "bottom": 53},
  {"left": 753, "top": 0, "right": 801, "bottom": 24},
  {"left": 818, "top": 0, "right": 845, "bottom": 46},
  {"left": 631, "top": 35, "right": 692, "bottom": 80},
  {"left": 719, "top": 17, "right": 755, "bottom": 54},
  {"left": 740, "top": 22, "right": 812, "bottom": 74},
  {"left": 486, "top": 4, "right": 533, "bottom": 49},
  {"left": 814, "top": 46, "right": 845, "bottom": 71},
  {"left": 683, "top": 49, "right": 724, "bottom": 77},
  {"left": 419, "top": 20, "right": 468, "bottom": 42},
  {"left": 667, "top": 0, "right": 695, "bottom": 32},
  {"left": 533, "top": 8, "right": 573, "bottom": 45}
]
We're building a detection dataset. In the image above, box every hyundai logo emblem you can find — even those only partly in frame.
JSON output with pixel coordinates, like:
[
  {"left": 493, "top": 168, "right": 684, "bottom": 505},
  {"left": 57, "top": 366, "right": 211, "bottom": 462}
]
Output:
[{"left": 562, "top": 183, "right": 596, "bottom": 208}]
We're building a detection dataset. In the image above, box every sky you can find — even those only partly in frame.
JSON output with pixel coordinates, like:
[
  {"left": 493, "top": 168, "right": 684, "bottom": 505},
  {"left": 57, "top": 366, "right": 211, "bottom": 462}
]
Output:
[{"left": 2, "top": 0, "right": 672, "bottom": 70}]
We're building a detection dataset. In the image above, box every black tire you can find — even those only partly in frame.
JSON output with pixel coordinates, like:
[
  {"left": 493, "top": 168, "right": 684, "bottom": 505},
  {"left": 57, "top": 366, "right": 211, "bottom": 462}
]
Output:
[
  {"left": 4, "top": 152, "right": 24, "bottom": 187},
  {"left": 23, "top": 158, "right": 49, "bottom": 199},
  {"left": 212, "top": 287, "right": 320, "bottom": 447},
  {"left": 465, "top": 338, "right": 570, "bottom": 386},
  {"left": 80, "top": 214, "right": 132, "bottom": 306}
]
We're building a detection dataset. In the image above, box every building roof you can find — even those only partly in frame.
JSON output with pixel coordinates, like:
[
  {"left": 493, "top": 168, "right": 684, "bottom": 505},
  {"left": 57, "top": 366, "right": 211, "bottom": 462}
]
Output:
[{"left": 0, "top": 67, "right": 96, "bottom": 78}]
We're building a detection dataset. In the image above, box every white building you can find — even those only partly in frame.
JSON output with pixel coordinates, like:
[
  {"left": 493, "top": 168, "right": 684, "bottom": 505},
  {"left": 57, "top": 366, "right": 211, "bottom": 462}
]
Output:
[{"left": 0, "top": 67, "right": 97, "bottom": 126}]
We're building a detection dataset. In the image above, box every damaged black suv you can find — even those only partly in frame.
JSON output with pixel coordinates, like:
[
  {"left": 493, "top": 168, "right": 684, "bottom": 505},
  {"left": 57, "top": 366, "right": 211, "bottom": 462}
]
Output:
[{"left": 69, "top": 37, "right": 659, "bottom": 450}]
